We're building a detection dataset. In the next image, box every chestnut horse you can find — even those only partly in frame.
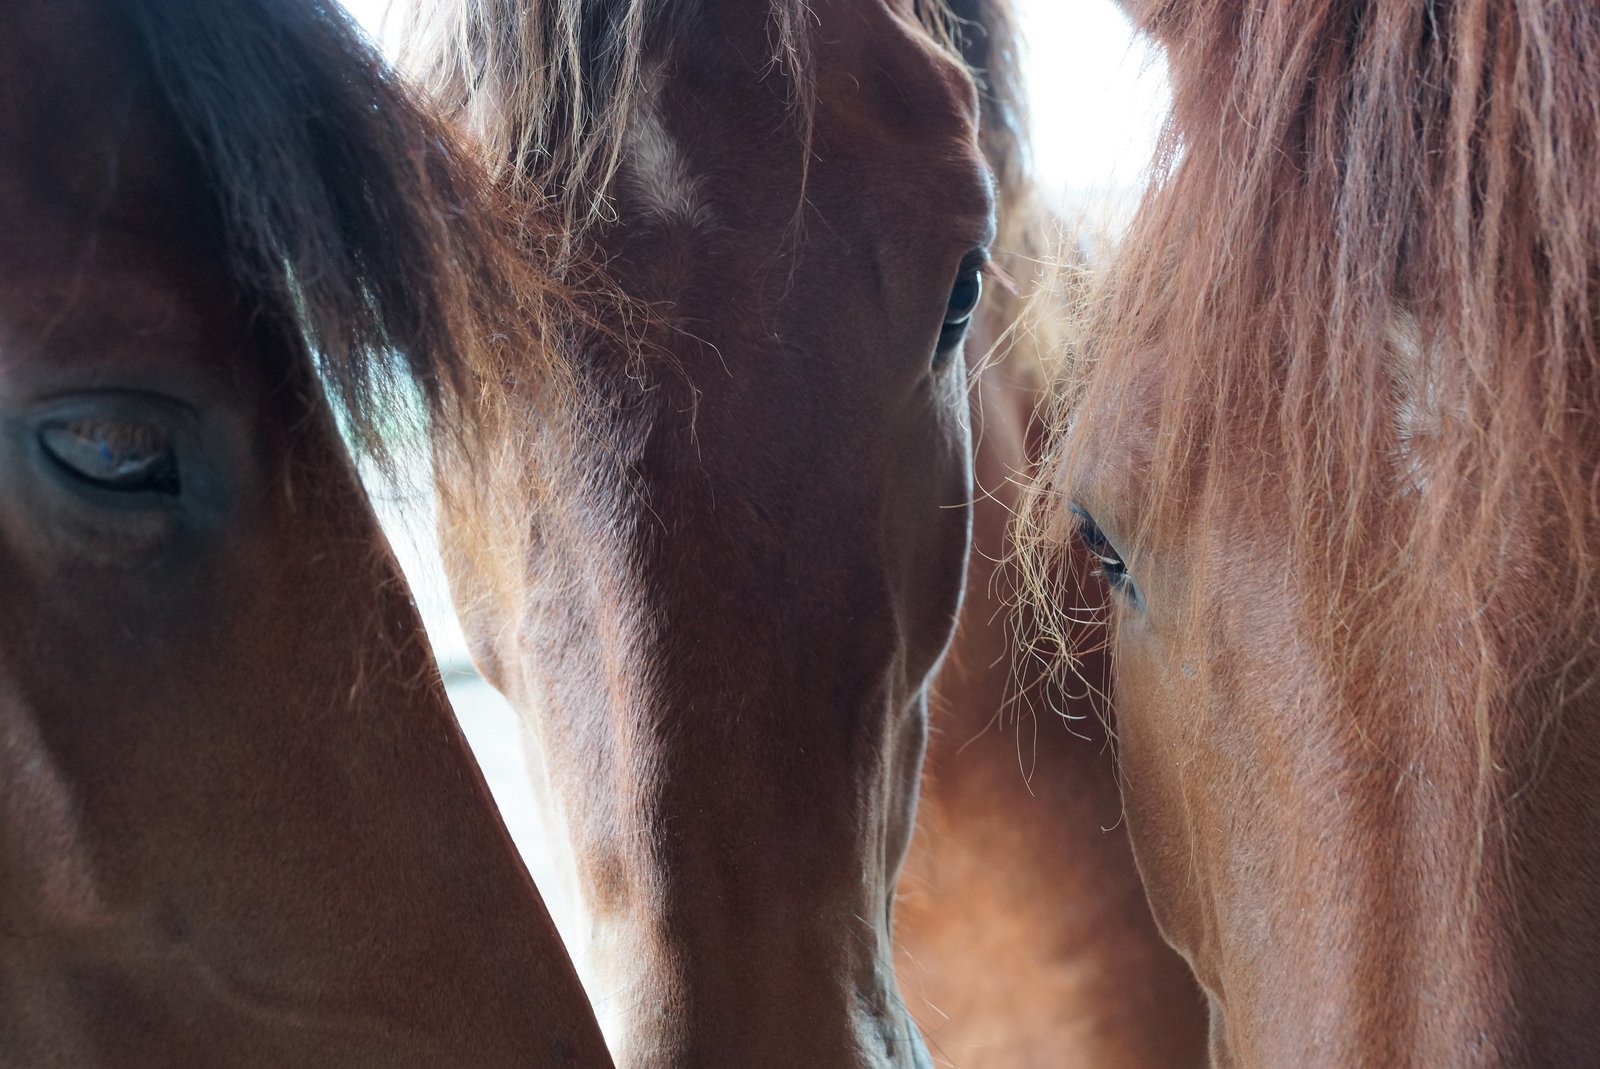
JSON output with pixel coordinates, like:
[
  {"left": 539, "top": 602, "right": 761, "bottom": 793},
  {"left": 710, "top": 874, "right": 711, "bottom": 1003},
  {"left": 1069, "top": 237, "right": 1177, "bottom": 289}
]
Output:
[
  {"left": 891, "top": 3, "right": 1207, "bottom": 1066},
  {"left": 401, "top": 0, "right": 993, "bottom": 1062},
  {"left": 0, "top": 0, "right": 608, "bottom": 1063},
  {"left": 1033, "top": 0, "right": 1600, "bottom": 1064}
]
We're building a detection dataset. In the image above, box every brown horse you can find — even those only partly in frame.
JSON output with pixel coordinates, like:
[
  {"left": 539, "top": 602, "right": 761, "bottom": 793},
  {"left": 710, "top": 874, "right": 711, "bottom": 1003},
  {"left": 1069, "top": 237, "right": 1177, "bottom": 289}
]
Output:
[
  {"left": 400, "top": 0, "right": 994, "bottom": 1063},
  {"left": 891, "top": 4, "right": 1207, "bottom": 1066},
  {"left": 1032, "top": 0, "right": 1600, "bottom": 1064},
  {"left": 897, "top": 267, "right": 1209, "bottom": 1069},
  {"left": 0, "top": 0, "right": 609, "bottom": 1063}
]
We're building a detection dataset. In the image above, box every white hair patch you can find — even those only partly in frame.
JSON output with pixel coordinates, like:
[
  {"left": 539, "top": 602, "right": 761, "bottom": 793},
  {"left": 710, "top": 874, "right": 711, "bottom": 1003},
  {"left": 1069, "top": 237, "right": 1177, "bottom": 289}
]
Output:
[{"left": 623, "top": 89, "right": 709, "bottom": 228}]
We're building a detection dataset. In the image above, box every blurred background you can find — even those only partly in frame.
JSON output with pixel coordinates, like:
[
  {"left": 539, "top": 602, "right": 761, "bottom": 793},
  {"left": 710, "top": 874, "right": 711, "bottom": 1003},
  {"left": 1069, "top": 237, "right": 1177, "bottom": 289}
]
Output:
[{"left": 338, "top": 0, "right": 1168, "bottom": 955}]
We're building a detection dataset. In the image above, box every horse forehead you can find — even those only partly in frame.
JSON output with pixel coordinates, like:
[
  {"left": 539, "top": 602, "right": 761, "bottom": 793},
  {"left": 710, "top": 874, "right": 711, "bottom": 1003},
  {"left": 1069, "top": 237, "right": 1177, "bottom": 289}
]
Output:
[
  {"left": 1067, "top": 347, "right": 1166, "bottom": 508},
  {"left": 0, "top": 118, "right": 218, "bottom": 379},
  {"left": 0, "top": 206, "right": 248, "bottom": 423},
  {"left": 813, "top": 4, "right": 982, "bottom": 156},
  {"left": 622, "top": 7, "right": 990, "bottom": 280},
  {"left": 0, "top": 246, "right": 220, "bottom": 386},
  {"left": 0, "top": 20, "right": 234, "bottom": 386},
  {"left": 1, "top": 0, "right": 202, "bottom": 234}
]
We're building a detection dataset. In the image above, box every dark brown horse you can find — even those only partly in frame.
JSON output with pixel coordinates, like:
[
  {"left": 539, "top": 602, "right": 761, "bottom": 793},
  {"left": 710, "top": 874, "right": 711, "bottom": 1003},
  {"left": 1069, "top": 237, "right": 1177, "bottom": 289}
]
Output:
[
  {"left": 401, "top": 0, "right": 994, "bottom": 1063},
  {"left": 1034, "top": 0, "right": 1600, "bottom": 1064},
  {"left": 892, "top": 4, "right": 1207, "bottom": 1066},
  {"left": 0, "top": 1, "right": 608, "bottom": 1063}
]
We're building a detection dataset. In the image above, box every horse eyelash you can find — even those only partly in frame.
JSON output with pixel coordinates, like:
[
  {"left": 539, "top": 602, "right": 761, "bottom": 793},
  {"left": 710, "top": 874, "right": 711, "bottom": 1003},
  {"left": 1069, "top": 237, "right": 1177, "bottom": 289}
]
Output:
[
  {"left": 1069, "top": 504, "right": 1131, "bottom": 590},
  {"left": 980, "top": 258, "right": 1016, "bottom": 296}
]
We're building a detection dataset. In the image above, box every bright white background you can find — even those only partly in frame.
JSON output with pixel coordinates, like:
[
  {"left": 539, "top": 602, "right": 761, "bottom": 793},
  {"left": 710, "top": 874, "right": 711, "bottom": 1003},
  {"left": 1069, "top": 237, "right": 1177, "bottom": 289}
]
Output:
[{"left": 1012, "top": 0, "right": 1168, "bottom": 197}]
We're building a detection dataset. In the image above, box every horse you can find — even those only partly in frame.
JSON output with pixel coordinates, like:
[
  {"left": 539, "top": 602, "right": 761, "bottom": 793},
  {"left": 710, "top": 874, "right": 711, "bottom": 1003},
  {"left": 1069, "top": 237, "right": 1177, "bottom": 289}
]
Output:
[
  {"left": 889, "top": 4, "right": 1208, "bottom": 1065},
  {"left": 0, "top": 0, "right": 610, "bottom": 1063},
  {"left": 896, "top": 258, "right": 1209, "bottom": 1069},
  {"left": 398, "top": 0, "right": 995, "bottom": 1062},
  {"left": 1030, "top": 0, "right": 1600, "bottom": 1063}
]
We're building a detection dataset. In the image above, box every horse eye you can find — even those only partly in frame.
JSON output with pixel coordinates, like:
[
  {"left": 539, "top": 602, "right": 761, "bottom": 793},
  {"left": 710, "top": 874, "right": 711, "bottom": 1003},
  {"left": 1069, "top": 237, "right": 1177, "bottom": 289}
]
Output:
[
  {"left": 934, "top": 258, "right": 986, "bottom": 368},
  {"left": 1069, "top": 504, "right": 1132, "bottom": 595},
  {"left": 945, "top": 268, "right": 983, "bottom": 326},
  {"left": 39, "top": 418, "right": 181, "bottom": 495}
]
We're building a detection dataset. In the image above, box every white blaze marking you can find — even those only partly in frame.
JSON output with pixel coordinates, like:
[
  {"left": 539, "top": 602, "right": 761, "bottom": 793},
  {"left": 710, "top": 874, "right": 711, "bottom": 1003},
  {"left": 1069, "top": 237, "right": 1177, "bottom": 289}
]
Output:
[
  {"left": 1388, "top": 312, "right": 1445, "bottom": 495},
  {"left": 623, "top": 81, "right": 708, "bottom": 227}
]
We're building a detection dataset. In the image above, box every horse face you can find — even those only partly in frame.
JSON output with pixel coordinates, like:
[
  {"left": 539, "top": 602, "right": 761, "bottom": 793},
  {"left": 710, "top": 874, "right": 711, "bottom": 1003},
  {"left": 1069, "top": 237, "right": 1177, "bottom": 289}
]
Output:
[
  {"left": 1065, "top": 332, "right": 1600, "bottom": 1066},
  {"left": 436, "top": 1, "right": 992, "bottom": 1062},
  {"left": 0, "top": 5, "right": 606, "bottom": 1063},
  {"left": 1063, "top": 364, "right": 1314, "bottom": 1043},
  {"left": 1046, "top": 0, "right": 1600, "bottom": 1059}
]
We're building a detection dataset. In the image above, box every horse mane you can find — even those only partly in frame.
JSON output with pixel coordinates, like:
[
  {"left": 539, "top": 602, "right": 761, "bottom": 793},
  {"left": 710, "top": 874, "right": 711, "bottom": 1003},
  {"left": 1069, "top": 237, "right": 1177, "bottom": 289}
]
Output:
[
  {"left": 396, "top": 0, "right": 1041, "bottom": 242},
  {"left": 1032, "top": 0, "right": 1600, "bottom": 770},
  {"left": 395, "top": 0, "right": 818, "bottom": 240},
  {"left": 111, "top": 0, "right": 567, "bottom": 461}
]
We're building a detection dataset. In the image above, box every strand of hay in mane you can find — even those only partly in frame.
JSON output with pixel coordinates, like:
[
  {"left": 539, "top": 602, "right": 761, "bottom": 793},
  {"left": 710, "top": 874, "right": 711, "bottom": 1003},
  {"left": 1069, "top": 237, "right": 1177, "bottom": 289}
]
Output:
[{"left": 116, "top": 0, "right": 582, "bottom": 476}]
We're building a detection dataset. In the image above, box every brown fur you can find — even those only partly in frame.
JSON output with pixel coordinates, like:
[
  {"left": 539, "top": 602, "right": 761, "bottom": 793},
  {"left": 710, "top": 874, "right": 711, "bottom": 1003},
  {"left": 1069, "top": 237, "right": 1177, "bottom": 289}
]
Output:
[
  {"left": 1028, "top": 1, "right": 1600, "bottom": 1063},
  {"left": 402, "top": 0, "right": 1001, "bottom": 1064},
  {"left": 890, "top": 6, "right": 1207, "bottom": 1064},
  {"left": 0, "top": 1, "right": 608, "bottom": 1063}
]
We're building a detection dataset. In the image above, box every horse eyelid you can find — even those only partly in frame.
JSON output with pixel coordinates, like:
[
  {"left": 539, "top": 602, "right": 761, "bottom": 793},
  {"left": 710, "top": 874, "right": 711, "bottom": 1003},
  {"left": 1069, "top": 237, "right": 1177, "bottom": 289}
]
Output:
[
  {"left": 1069, "top": 503, "right": 1133, "bottom": 582},
  {"left": 38, "top": 420, "right": 182, "bottom": 496}
]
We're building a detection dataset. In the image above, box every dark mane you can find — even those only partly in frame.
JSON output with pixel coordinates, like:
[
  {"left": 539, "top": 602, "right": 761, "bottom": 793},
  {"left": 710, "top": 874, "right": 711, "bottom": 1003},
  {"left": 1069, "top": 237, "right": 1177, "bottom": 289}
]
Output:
[{"left": 112, "top": 0, "right": 564, "bottom": 459}]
